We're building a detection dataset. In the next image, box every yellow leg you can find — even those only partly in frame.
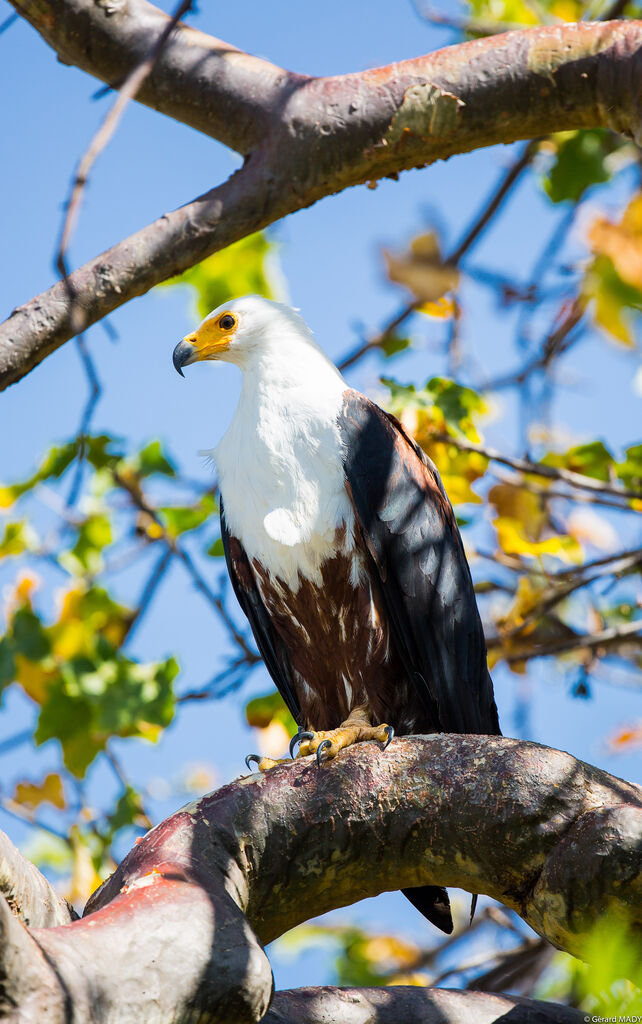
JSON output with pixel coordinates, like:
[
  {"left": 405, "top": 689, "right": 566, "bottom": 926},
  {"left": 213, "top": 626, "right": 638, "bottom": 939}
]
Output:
[{"left": 296, "top": 706, "right": 393, "bottom": 765}]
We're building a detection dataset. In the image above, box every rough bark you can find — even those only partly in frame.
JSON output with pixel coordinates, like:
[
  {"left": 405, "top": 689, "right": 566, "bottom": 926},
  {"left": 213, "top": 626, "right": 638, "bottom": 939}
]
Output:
[
  {"left": 0, "top": 830, "right": 76, "bottom": 929},
  {"left": 2, "top": 6, "right": 642, "bottom": 389},
  {"left": 0, "top": 735, "right": 640, "bottom": 1022},
  {"left": 265, "top": 986, "right": 586, "bottom": 1023}
]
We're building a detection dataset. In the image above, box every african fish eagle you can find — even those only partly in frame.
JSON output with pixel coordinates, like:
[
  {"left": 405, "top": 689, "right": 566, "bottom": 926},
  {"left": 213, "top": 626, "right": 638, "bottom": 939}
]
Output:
[{"left": 172, "top": 294, "right": 501, "bottom": 934}]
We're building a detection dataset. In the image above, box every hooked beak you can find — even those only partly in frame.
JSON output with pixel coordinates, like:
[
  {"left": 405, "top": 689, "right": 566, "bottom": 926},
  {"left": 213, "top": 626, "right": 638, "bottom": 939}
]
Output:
[{"left": 172, "top": 337, "right": 197, "bottom": 378}]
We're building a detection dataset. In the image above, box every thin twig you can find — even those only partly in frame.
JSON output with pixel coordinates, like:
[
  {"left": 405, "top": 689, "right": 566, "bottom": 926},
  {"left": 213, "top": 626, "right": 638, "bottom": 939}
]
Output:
[
  {"left": 123, "top": 546, "right": 173, "bottom": 644},
  {"left": 430, "top": 431, "right": 642, "bottom": 501},
  {"left": 55, "top": 0, "right": 193, "bottom": 332},
  {"left": 338, "top": 142, "right": 537, "bottom": 372},
  {"left": 113, "top": 470, "right": 257, "bottom": 661},
  {"left": 501, "top": 619, "right": 642, "bottom": 662},
  {"left": 66, "top": 335, "right": 102, "bottom": 507},
  {"left": 0, "top": 10, "right": 18, "bottom": 33}
]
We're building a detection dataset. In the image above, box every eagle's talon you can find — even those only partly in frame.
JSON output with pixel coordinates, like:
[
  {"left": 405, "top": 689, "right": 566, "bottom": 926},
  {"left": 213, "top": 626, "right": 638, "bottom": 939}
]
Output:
[
  {"left": 245, "top": 753, "right": 261, "bottom": 772},
  {"left": 382, "top": 724, "right": 394, "bottom": 750},
  {"left": 291, "top": 729, "right": 313, "bottom": 757},
  {"left": 316, "top": 738, "right": 332, "bottom": 766}
]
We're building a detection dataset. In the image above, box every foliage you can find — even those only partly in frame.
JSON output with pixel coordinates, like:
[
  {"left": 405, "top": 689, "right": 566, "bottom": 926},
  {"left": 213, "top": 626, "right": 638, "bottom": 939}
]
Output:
[
  {"left": 3, "top": 8, "right": 642, "bottom": 1006},
  {"left": 161, "top": 231, "right": 282, "bottom": 320}
]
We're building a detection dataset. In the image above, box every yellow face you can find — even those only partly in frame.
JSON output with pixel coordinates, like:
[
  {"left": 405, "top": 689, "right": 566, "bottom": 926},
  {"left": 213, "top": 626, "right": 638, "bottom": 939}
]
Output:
[{"left": 182, "top": 311, "right": 238, "bottom": 361}]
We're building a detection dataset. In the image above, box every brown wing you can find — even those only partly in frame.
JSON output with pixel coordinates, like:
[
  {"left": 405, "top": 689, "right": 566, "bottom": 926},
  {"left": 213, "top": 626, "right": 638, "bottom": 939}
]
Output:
[{"left": 338, "top": 389, "right": 500, "bottom": 737}]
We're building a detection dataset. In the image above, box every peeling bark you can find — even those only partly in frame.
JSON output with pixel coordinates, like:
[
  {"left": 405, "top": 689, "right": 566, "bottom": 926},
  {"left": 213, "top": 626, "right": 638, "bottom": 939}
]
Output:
[
  {"left": 2, "top": 7, "right": 642, "bottom": 389},
  {"left": 0, "top": 736, "right": 640, "bottom": 1022}
]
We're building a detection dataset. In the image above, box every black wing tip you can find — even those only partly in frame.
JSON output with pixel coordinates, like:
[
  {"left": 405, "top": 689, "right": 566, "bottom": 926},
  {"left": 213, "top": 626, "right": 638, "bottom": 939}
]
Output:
[{"left": 401, "top": 885, "right": 453, "bottom": 935}]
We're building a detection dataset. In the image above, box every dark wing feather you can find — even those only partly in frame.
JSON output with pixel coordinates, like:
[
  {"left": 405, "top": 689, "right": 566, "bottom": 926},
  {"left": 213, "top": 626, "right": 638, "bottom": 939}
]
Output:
[
  {"left": 339, "top": 389, "right": 500, "bottom": 736},
  {"left": 220, "top": 502, "right": 302, "bottom": 726}
]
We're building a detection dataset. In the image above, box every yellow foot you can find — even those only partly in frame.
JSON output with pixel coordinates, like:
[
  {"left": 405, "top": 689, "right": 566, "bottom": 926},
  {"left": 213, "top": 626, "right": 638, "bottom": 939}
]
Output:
[
  {"left": 244, "top": 754, "right": 291, "bottom": 773},
  {"left": 295, "top": 722, "right": 394, "bottom": 765}
]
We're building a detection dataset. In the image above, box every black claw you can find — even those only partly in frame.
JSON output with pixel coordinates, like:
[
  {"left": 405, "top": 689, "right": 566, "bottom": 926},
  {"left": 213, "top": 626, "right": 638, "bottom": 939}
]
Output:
[
  {"left": 245, "top": 754, "right": 261, "bottom": 772},
  {"left": 382, "top": 725, "right": 394, "bottom": 750},
  {"left": 289, "top": 733, "right": 299, "bottom": 759},
  {"left": 316, "top": 738, "right": 332, "bottom": 767}
]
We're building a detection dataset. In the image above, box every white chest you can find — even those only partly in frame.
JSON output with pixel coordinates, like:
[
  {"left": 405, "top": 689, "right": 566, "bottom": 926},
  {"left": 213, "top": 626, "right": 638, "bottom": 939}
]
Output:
[{"left": 215, "top": 379, "right": 354, "bottom": 590}]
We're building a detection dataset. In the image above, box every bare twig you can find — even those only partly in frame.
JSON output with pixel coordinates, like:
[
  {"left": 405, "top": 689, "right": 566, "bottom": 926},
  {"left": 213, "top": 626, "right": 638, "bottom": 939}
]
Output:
[
  {"left": 66, "top": 335, "right": 102, "bottom": 507},
  {"left": 430, "top": 431, "right": 642, "bottom": 501},
  {"left": 55, "top": 0, "right": 194, "bottom": 308},
  {"left": 501, "top": 619, "right": 642, "bottom": 662},
  {"left": 339, "top": 141, "right": 537, "bottom": 372},
  {"left": 113, "top": 470, "right": 257, "bottom": 661},
  {"left": 0, "top": 10, "right": 18, "bottom": 33},
  {"left": 123, "top": 546, "right": 172, "bottom": 644}
]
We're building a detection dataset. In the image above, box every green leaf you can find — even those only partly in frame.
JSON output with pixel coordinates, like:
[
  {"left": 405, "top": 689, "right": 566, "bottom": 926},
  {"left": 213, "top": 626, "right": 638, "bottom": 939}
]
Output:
[
  {"left": 380, "top": 375, "right": 486, "bottom": 438},
  {"left": 542, "top": 130, "right": 615, "bottom": 204},
  {"left": 60, "top": 513, "right": 113, "bottom": 576},
  {"left": 161, "top": 232, "right": 281, "bottom": 319},
  {"left": 35, "top": 654, "right": 178, "bottom": 777},
  {"left": 160, "top": 494, "right": 216, "bottom": 538},
  {"left": 381, "top": 334, "right": 411, "bottom": 359},
  {"left": 245, "top": 689, "right": 297, "bottom": 734},
  {"left": 0, "top": 442, "right": 78, "bottom": 508},
  {"left": 105, "top": 785, "right": 147, "bottom": 838},
  {"left": 206, "top": 537, "right": 225, "bottom": 558},
  {"left": 541, "top": 440, "right": 615, "bottom": 481},
  {"left": 131, "top": 440, "right": 176, "bottom": 478},
  {"left": 12, "top": 608, "right": 51, "bottom": 661},
  {"left": 0, "top": 638, "right": 16, "bottom": 694},
  {"left": 84, "top": 435, "right": 125, "bottom": 471},
  {"left": 616, "top": 443, "right": 642, "bottom": 489},
  {"left": 0, "top": 521, "right": 36, "bottom": 559}
]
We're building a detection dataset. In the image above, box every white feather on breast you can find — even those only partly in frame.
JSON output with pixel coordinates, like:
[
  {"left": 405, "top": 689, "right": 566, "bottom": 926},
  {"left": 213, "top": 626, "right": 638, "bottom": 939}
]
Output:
[{"left": 213, "top": 340, "right": 356, "bottom": 591}]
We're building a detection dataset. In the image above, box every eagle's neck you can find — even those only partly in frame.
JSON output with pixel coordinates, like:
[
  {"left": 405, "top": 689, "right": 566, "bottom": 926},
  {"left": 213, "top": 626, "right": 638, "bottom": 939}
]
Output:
[{"left": 214, "top": 337, "right": 355, "bottom": 590}]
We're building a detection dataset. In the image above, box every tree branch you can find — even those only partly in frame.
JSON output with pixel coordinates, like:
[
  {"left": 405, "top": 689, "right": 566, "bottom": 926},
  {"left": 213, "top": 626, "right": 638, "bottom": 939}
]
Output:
[
  {"left": 0, "top": 736, "right": 639, "bottom": 1021},
  {"left": 8, "top": 0, "right": 290, "bottom": 153},
  {"left": 3, "top": 17, "right": 642, "bottom": 389},
  {"left": 431, "top": 431, "right": 642, "bottom": 500},
  {"left": 264, "top": 985, "right": 585, "bottom": 1023},
  {"left": 0, "top": 830, "right": 76, "bottom": 928}
]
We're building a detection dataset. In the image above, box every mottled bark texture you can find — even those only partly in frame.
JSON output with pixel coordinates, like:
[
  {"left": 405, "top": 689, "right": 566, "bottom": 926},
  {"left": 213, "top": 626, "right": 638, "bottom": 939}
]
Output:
[
  {"left": 265, "top": 985, "right": 586, "bottom": 1023},
  {"left": 3, "top": 4, "right": 642, "bottom": 387},
  {"left": 0, "top": 736, "right": 640, "bottom": 1022}
]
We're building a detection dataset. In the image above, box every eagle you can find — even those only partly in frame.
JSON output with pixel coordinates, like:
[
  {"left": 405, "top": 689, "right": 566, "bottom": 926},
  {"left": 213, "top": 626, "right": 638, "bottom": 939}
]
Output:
[{"left": 173, "top": 295, "right": 501, "bottom": 934}]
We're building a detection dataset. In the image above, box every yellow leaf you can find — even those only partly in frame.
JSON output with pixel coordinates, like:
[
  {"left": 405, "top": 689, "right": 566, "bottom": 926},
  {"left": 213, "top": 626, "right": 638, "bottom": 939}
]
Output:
[
  {"left": 384, "top": 232, "right": 459, "bottom": 304},
  {"left": 497, "top": 576, "right": 543, "bottom": 632},
  {"left": 488, "top": 483, "right": 546, "bottom": 541},
  {"left": 495, "top": 517, "right": 583, "bottom": 563},
  {"left": 64, "top": 828, "right": 105, "bottom": 906},
  {"left": 14, "top": 654, "right": 54, "bottom": 705},
  {"left": 416, "top": 296, "right": 456, "bottom": 319},
  {"left": 13, "top": 772, "right": 65, "bottom": 811}
]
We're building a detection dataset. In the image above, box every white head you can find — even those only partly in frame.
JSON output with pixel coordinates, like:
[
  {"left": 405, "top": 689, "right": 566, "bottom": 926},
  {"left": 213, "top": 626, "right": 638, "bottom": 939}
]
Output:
[{"left": 172, "top": 294, "right": 332, "bottom": 375}]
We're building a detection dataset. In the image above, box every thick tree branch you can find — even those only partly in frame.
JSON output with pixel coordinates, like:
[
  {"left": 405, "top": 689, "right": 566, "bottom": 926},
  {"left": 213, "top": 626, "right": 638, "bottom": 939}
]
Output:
[
  {"left": 0, "top": 736, "right": 639, "bottom": 1021},
  {"left": 8, "top": 0, "right": 291, "bottom": 153},
  {"left": 3, "top": 17, "right": 642, "bottom": 389},
  {"left": 264, "top": 985, "right": 585, "bottom": 1023},
  {"left": 0, "top": 830, "right": 76, "bottom": 928}
]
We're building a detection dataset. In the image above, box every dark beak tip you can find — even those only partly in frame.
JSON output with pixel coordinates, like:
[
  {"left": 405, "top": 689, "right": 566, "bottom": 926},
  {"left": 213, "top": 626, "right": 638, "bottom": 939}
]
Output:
[{"left": 172, "top": 339, "right": 194, "bottom": 378}]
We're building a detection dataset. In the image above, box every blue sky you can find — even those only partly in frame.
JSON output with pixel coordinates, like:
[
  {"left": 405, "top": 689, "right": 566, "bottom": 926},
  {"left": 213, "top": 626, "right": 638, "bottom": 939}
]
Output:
[{"left": 1, "top": 0, "right": 641, "bottom": 991}]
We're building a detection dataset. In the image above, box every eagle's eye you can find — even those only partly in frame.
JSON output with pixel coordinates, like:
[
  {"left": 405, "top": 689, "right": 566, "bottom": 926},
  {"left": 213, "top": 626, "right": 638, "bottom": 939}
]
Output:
[{"left": 218, "top": 313, "right": 236, "bottom": 331}]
